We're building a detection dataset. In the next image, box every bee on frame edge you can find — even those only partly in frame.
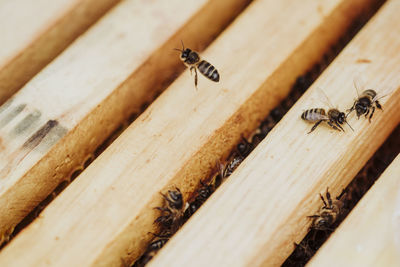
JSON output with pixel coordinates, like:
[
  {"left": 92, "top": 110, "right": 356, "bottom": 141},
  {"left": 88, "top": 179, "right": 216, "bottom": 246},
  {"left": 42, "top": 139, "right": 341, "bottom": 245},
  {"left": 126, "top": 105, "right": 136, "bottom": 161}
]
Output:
[{"left": 301, "top": 88, "right": 353, "bottom": 134}]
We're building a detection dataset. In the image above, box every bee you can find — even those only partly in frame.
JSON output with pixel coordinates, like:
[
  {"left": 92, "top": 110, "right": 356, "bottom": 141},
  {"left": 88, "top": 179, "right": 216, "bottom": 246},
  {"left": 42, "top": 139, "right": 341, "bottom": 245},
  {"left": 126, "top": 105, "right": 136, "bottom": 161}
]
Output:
[
  {"left": 347, "top": 77, "right": 383, "bottom": 122},
  {"left": 133, "top": 238, "right": 169, "bottom": 267},
  {"left": 217, "top": 156, "right": 244, "bottom": 179},
  {"left": 308, "top": 188, "right": 345, "bottom": 231},
  {"left": 301, "top": 88, "right": 353, "bottom": 134},
  {"left": 236, "top": 136, "right": 253, "bottom": 157},
  {"left": 183, "top": 180, "right": 215, "bottom": 220},
  {"left": 154, "top": 188, "right": 184, "bottom": 234},
  {"left": 174, "top": 41, "right": 220, "bottom": 89}
]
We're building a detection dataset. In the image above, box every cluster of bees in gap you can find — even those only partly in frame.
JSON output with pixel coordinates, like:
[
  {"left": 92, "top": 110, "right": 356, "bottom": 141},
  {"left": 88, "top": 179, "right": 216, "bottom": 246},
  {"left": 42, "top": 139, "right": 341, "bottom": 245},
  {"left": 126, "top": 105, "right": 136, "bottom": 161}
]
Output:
[
  {"left": 133, "top": 40, "right": 391, "bottom": 266},
  {"left": 133, "top": 136, "right": 257, "bottom": 266},
  {"left": 133, "top": 63, "right": 315, "bottom": 266}
]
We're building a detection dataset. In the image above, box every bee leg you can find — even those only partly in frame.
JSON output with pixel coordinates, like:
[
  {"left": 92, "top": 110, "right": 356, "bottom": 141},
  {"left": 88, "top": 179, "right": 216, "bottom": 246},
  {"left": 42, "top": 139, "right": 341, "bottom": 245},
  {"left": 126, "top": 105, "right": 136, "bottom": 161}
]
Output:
[
  {"left": 190, "top": 66, "right": 198, "bottom": 90},
  {"left": 154, "top": 207, "right": 171, "bottom": 213},
  {"left": 334, "top": 121, "right": 345, "bottom": 132},
  {"left": 327, "top": 121, "right": 340, "bottom": 131},
  {"left": 308, "top": 120, "right": 323, "bottom": 134},
  {"left": 148, "top": 232, "right": 172, "bottom": 239},
  {"left": 375, "top": 100, "right": 382, "bottom": 110},
  {"left": 346, "top": 103, "right": 355, "bottom": 116},
  {"left": 364, "top": 107, "right": 370, "bottom": 119},
  {"left": 319, "top": 193, "right": 328, "bottom": 208},
  {"left": 326, "top": 188, "right": 333, "bottom": 209},
  {"left": 368, "top": 106, "right": 375, "bottom": 122}
]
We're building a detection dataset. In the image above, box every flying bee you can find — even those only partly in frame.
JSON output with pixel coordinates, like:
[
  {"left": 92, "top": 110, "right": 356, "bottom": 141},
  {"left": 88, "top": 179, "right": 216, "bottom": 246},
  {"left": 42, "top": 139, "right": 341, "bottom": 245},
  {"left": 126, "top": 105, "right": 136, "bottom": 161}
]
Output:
[
  {"left": 301, "top": 88, "right": 353, "bottom": 134},
  {"left": 174, "top": 41, "right": 220, "bottom": 89},
  {"left": 308, "top": 188, "right": 345, "bottom": 231},
  {"left": 347, "top": 77, "right": 384, "bottom": 122},
  {"left": 154, "top": 188, "right": 184, "bottom": 233}
]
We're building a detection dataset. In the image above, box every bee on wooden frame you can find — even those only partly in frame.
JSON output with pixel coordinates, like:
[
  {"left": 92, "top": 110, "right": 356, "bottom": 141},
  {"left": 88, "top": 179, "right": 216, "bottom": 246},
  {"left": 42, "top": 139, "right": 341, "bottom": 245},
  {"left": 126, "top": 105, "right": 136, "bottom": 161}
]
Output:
[
  {"left": 236, "top": 135, "right": 254, "bottom": 157},
  {"left": 133, "top": 237, "right": 169, "bottom": 267},
  {"left": 154, "top": 187, "right": 184, "bottom": 234},
  {"left": 184, "top": 179, "right": 216, "bottom": 220},
  {"left": 301, "top": 88, "right": 353, "bottom": 134},
  {"left": 174, "top": 41, "right": 220, "bottom": 89},
  {"left": 347, "top": 76, "right": 386, "bottom": 122},
  {"left": 308, "top": 188, "right": 345, "bottom": 231}
]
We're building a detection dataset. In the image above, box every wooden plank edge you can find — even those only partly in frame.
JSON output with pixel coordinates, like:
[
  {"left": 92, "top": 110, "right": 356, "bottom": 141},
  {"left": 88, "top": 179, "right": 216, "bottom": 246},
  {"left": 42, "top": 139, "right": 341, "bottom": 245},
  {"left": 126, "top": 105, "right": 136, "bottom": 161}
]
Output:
[{"left": 0, "top": 0, "right": 122, "bottom": 105}]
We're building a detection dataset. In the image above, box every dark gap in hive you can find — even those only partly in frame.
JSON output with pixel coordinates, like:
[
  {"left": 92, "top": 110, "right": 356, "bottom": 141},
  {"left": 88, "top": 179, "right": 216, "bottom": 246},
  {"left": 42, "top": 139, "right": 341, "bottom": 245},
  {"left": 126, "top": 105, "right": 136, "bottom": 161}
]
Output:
[
  {"left": 282, "top": 125, "right": 399, "bottom": 267},
  {"left": 132, "top": 1, "right": 387, "bottom": 265},
  {"left": 0, "top": 0, "right": 256, "bottom": 251}
]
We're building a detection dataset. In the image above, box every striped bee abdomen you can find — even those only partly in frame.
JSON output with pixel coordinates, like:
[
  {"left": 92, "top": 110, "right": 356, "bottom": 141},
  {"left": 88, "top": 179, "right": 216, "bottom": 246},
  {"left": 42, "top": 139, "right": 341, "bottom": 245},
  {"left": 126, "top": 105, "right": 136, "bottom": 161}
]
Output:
[
  {"left": 301, "top": 108, "right": 326, "bottom": 122},
  {"left": 362, "top": 89, "right": 377, "bottom": 99},
  {"left": 197, "top": 60, "right": 220, "bottom": 82}
]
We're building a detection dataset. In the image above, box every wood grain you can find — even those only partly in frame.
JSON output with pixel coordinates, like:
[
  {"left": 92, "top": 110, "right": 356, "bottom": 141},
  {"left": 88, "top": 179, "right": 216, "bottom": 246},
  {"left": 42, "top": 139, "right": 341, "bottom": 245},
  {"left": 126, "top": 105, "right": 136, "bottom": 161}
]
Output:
[
  {"left": 147, "top": 1, "right": 400, "bottom": 266},
  {"left": 0, "top": 0, "right": 121, "bottom": 105},
  {"left": 0, "top": 0, "right": 378, "bottom": 266},
  {"left": 308, "top": 154, "right": 400, "bottom": 267},
  {"left": 0, "top": 0, "right": 252, "bottom": 244}
]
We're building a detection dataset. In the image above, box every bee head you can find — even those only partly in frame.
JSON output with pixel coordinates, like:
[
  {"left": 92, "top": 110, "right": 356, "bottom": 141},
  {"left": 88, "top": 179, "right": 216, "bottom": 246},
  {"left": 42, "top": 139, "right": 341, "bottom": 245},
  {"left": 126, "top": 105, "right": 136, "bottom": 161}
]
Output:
[
  {"left": 313, "top": 212, "right": 335, "bottom": 230},
  {"left": 166, "top": 188, "right": 183, "bottom": 210},
  {"left": 355, "top": 103, "right": 368, "bottom": 117},
  {"left": 181, "top": 48, "right": 191, "bottom": 60},
  {"left": 337, "top": 112, "right": 346, "bottom": 124}
]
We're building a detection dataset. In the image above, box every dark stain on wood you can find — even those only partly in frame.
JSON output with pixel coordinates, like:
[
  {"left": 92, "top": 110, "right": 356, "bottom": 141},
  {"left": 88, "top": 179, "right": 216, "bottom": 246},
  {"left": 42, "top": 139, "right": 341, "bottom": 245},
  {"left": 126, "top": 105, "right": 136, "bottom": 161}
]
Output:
[
  {"left": 0, "top": 104, "right": 26, "bottom": 129},
  {"left": 356, "top": 58, "right": 371, "bottom": 64},
  {"left": 23, "top": 120, "right": 59, "bottom": 149},
  {"left": 11, "top": 110, "right": 42, "bottom": 135}
]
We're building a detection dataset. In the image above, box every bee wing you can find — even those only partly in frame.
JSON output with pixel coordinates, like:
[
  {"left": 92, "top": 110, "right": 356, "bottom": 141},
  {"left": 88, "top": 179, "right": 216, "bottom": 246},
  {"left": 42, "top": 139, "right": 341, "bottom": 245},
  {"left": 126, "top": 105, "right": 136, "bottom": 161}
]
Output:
[
  {"left": 315, "top": 86, "right": 335, "bottom": 109},
  {"left": 372, "top": 86, "right": 396, "bottom": 102},
  {"left": 353, "top": 74, "right": 366, "bottom": 98}
]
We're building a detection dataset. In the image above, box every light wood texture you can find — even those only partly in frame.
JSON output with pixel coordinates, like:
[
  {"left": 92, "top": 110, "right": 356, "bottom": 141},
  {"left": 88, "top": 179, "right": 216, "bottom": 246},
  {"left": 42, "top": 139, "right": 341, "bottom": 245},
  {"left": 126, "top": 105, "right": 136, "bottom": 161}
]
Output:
[
  {"left": 0, "top": 0, "right": 121, "bottom": 105},
  {"left": 0, "top": 0, "right": 251, "bottom": 243},
  {"left": 308, "top": 154, "right": 400, "bottom": 267},
  {"left": 0, "top": 0, "right": 377, "bottom": 266},
  {"left": 148, "top": 1, "right": 400, "bottom": 266}
]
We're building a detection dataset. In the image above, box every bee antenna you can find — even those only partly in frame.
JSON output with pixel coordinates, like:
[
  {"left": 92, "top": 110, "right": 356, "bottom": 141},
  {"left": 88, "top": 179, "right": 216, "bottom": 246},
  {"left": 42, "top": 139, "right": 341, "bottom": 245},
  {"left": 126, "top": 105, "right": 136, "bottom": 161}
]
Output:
[
  {"left": 173, "top": 48, "right": 183, "bottom": 53},
  {"left": 345, "top": 121, "right": 354, "bottom": 131},
  {"left": 180, "top": 40, "right": 185, "bottom": 50}
]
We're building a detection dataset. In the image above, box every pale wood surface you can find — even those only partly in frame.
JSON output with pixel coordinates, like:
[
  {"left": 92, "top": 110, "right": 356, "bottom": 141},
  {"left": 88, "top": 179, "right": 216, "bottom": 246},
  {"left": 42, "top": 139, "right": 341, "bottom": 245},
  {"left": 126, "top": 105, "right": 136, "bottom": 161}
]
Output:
[
  {"left": 148, "top": 1, "right": 400, "bottom": 266},
  {"left": 0, "top": 0, "right": 251, "bottom": 243},
  {"left": 0, "top": 0, "right": 377, "bottom": 266},
  {"left": 0, "top": 0, "right": 121, "bottom": 104},
  {"left": 308, "top": 154, "right": 400, "bottom": 267}
]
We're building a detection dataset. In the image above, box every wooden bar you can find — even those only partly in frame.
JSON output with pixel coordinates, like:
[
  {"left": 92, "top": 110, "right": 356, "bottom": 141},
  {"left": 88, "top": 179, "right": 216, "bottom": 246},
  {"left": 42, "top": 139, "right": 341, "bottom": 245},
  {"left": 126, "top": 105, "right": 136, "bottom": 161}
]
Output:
[
  {"left": 0, "top": 0, "right": 121, "bottom": 105},
  {"left": 0, "top": 0, "right": 252, "bottom": 244},
  {"left": 147, "top": 1, "right": 400, "bottom": 266},
  {"left": 308, "top": 154, "right": 400, "bottom": 267},
  {"left": 0, "top": 0, "right": 379, "bottom": 266}
]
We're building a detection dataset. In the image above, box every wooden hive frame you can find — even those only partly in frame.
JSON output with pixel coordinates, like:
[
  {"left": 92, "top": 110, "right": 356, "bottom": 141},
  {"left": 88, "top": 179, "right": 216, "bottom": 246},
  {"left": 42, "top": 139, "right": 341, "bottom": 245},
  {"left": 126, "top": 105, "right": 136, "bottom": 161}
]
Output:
[
  {"left": 0, "top": 0, "right": 252, "bottom": 244},
  {"left": 0, "top": 0, "right": 122, "bottom": 104},
  {"left": 0, "top": 0, "right": 398, "bottom": 266}
]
